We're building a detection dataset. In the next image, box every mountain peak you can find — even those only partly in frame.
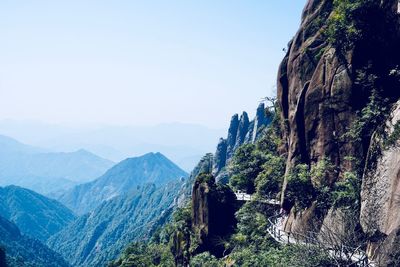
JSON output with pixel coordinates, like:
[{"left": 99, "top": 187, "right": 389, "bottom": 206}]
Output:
[{"left": 58, "top": 152, "right": 187, "bottom": 214}]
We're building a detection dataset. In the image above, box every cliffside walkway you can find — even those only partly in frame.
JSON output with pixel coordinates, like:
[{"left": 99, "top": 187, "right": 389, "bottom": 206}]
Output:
[
  {"left": 234, "top": 191, "right": 280, "bottom": 206},
  {"left": 267, "top": 214, "right": 374, "bottom": 267},
  {"left": 234, "top": 192, "right": 373, "bottom": 266}
]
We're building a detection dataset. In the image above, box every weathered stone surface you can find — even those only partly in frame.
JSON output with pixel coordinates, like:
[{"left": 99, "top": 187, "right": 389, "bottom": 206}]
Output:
[
  {"left": 233, "top": 112, "right": 250, "bottom": 152},
  {"left": 278, "top": 1, "right": 356, "bottom": 202},
  {"left": 213, "top": 138, "right": 227, "bottom": 175},
  {"left": 277, "top": 1, "right": 400, "bottom": 261},
  {"left": 226, "top": 114, "right": 240, "bottom": 160},
  {"left": 191, "top": 174, "right": 236, "bottom": 257},
  {"left": 360, "top": 101, "right": 400, "bottom": 265},
  {"left": 213, "top": 105, "right": 271, "bottom": 183},
  {"left": 251, "top": 103, "right": 270, "bottom": 143}
]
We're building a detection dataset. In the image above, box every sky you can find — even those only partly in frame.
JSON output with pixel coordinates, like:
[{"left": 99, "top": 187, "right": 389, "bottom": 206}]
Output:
[{"left": 0, "top": 0, "right": 306, "bottom": 129}]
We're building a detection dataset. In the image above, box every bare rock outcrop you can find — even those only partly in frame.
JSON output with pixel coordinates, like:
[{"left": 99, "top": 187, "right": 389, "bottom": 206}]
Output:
[
  {"left": 213, "top": 103, "right": 271, "bottom": 182},
  {"left": 277, "top": 0, "right": 400, "bottom": 261},
  {"left": 191, "top": 173, "right": 236, "bottom": 257},
  {"left": 360, "top": 101, "right": 400, "bottom": 265}
]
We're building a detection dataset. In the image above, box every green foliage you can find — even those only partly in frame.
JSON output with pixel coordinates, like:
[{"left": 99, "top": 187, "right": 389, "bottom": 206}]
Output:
[
  {"left": 315, "top": 185, "right": 333, "bottom": 215},
  {"left": 229, "top": 144, "right": 263, "bottom": 193},
  {"left": 49, "top": 181, "right": 184, "bottom": 267},
  {"left": 233, "top": 202, "right": 277, "bottom": 251},
  {"left": 229, "top": 108, "right": 285, "bottom": 196},
  {"left": 351, "top": 90, "right": 388, "bottom": 140},
  {"left": 0, "top": 185, "right": 75, "bottom": 242},
  {"left": 385, "top": 121, "right": 400, "bottom": 148},
  {"left": 111, "top": 204, "right": 194, "bottom": 267},
  {"left": 228, "top": 248, "right": 272, "bottom": 267},
  {"left": 196, "top": 172, "right": 214, "bottom": 184},
  {"left": 310, "top": 158, "right": 336, "bottom": 188},
  {"left": 261, "top": 245, "right": 335, "bottom": 267},
  {"left": 285, "top": 164, "right": 316, "bottom": 210},
  {"left": 226, "top": 244, "right": 335, "bottom": 267},
  {"left": 0, "top": 216, "right": 69, "bottom": 267},
  {"left": 190, "top": 252, "right": 222, "bottom": 267},
  {"left": 169, "top": 204, "right": 194, "bottom": 266},
  {"left": 326, "top": 0, "right": 362, "bottom": 50},
  {"left": 255, "top": 155, "right": 285, "bottom": 199},
  {"left": 110, "top": 243, "right": 174, "bottom": 267},
  {"left": 326, "top": 0, "right": 376, "bottom": 52},
  {"left": 331, "top": 172, "right": 361, "bottom": 209}
]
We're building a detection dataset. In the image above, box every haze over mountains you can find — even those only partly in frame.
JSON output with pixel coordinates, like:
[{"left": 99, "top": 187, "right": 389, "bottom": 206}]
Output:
[
  {"left": 0, "top": 134, "right": 114, "bottom": 195},
  {"left": 58, "top": 152, "right": 188, "bottom": 214},
  {"left": 0, "top": 120, "right": 226, "bottom": 171},
  {"left": 0, "top": 150, "right": 188, "bottom": 267}
]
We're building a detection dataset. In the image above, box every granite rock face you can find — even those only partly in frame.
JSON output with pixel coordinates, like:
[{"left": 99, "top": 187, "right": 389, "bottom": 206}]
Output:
[
  {"left": 226, "top": 114, "right": 240, "bottom": 161},
  {"left": 213, "top": 139, "right": 227, "bottom": 175},
  {"left": 234, "top": 112, "right": 250, "bottom": 152},
  {"left": 213, "top": 103, "right": 271, "bottom": 182},
  {"left": 278, "top": 0, "right": 357, "bottom": 204},
  {"left": 360, "top": 101, "right": 400, "bottom": 265},
  {"left": 191, "top": 173, "right": 236, "bottom": 257},
  {"left": 277, "top": 0, "right": 400, "bottom": 263}
]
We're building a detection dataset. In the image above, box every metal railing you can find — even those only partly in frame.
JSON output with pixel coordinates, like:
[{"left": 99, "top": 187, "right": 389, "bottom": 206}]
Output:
[
  {"left": 234, "top": 191, "right": 280, "bottom": 206},
  {"left": 266, "top": 214, "right": 372, "bottom": 267}
]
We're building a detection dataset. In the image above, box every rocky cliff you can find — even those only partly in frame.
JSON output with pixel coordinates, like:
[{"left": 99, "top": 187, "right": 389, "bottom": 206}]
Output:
[
  {"left": 277, "top": 0, "right": 400, "bottom": 264},
  {"left": 360, "top": 100, "right": 400, "bottom": 265},
  {"left": 213, "top": 103, "right": 271, "bottom": 182},
  {"left": 191, "top": 173, "right": 236, "bottom": 257}
]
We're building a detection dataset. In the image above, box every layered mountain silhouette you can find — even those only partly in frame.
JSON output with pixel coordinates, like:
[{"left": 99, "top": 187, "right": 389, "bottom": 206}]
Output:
[
  {"left": 0, "top": 134, "right": 114, "bottom": 195},
  {"left": 57, "top": 152, "right": 187, "bottom": 214}
]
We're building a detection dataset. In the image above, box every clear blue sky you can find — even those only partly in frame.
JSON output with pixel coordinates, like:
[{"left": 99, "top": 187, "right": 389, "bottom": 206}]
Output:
[{"left": 0, "top": 0, "right": 306, "bottom": 128}]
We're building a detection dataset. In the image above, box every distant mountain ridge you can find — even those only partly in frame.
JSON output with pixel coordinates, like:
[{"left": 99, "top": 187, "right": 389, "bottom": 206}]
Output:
[
  {"left": 0, "top": 185, "right": 75, "bottom": 241},
  {"left": 57, "top": 152, "right": 188, "bottom": 214},
  {"left": 0, "top": 121, "right": 226, "bottom": 171},
  {"left": 0, "top": 134, "right": 114, "bottom": 195}
]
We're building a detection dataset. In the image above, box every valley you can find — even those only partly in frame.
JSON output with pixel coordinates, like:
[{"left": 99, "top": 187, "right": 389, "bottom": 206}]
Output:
[{"left": 2, "top": 0, "right": 400, "bottom": 266}]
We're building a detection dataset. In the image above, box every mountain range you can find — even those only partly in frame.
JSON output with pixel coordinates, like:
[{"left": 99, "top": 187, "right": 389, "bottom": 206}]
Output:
[
  {"left": 57, "top": 152, "right": 187, "bottom": 215},
  {"left": 0, "top": 135, "right": 114, "bottom": 195},
  {"left": 0, "top": 121, "right": 226, "bottom": 171},
  {"left": 0, "top": 151, "right": 188, "bottom": 267}
]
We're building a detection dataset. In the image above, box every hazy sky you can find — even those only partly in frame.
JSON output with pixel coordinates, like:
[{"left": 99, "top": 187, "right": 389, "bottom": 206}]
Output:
[{"left": 0, "top": 1, "right": 306, "bottom": 128}]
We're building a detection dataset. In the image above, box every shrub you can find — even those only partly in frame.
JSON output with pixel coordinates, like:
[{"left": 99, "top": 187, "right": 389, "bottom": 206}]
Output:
[
  {"left": 326, "top": 0, "right": 376, "bottom": 52},
  {"left": 229, "top": 144, "right": 264, "bottom": 194},
  {"left": 190, "top": 252, "right": 222, "bottom": 267},
  {"left": 331, "top": 172, "right": 360, "bottom": 209},
  {"left": 255, "top": 155, "right": 285, "bottom": 198},
  {"left": 285, "top": 164, "right": 316, "bottom": 210}
]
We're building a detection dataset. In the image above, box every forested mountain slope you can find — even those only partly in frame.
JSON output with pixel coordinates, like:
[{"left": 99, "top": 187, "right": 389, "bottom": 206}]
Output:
[
  {"left": 0, "top": 185, "right": 75, "bottom": 241},
  {"left": 48, "top": 180, "right": 184, "bottom": 267},
  {"left": 0, "top": 215, "right": 69, "bottom": 267},
  {"left": 58, "top": 152, "right": 187, "bottom": 214}
]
